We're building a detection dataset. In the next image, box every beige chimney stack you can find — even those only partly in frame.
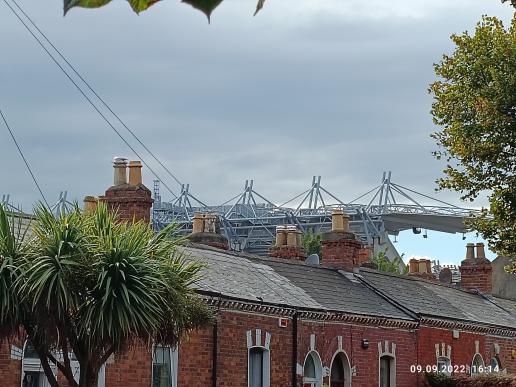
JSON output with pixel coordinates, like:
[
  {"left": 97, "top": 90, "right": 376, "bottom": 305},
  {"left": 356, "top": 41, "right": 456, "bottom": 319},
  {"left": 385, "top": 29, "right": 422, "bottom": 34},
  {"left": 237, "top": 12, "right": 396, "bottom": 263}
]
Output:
[
  {"left": 192, "top": 213, "right": 204, "bottom": 234},
  {"left": 83, "top": 196, "right": 98, "bottom": 214},
  {"left": 286, "top": 226, "right": 298, "bottom": 247},
  {"left": 187, "top": 212, "right": 229, "bottom": 250},
  {"left": 128, "top": 160, "right": 143, "bottom": 185},
  {"left": 331, "top": 209, "right": 345, "bottom": 231},
  {"left": 113, "top": 157, "right": 128, "bottom": 186},
  {"left": 275, "top": 226, "right": 287, "bottom": 247},
  {"left": 268, "top": 225, "right": 307, "bottom": 261}
]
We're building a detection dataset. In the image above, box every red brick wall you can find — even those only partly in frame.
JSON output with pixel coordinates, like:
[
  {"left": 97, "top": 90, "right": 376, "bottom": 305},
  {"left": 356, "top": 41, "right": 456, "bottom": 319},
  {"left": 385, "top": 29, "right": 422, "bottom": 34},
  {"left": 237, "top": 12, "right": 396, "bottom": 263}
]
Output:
[
  {"left": 0, "top": 338, "right": 22, "bottom": 386},
  {"left": 321, "top": 239, "right": 362, "bottom": 271},
  {"left": 105, "top": 343, "right": 152, "bottom": 387},
  {"left": 178, "top": 326, "right": 214, "bottom": 386},
  {"left": 460, "top": 265, "right": 492, "bottom": 293},
  {"left": 1, "top": 315, "right": 515, "bottom": 387},
  {"left": 297, "top": 319, "right": 418, "bottom": 387},
  {"left": 417, "top": 326, "right": 516, "bottom": 376},
  {"left": 485, "top": 335, "right": 516, "bottom": 373},
  {"left": 214, "top": 310, "right": 293, "bottom": 387},
  {"left": 268, "top": 246, "right": 307, "bottom": 261},
  {"left": 101, "top": 185, "right": 153, "bottom": 223}
]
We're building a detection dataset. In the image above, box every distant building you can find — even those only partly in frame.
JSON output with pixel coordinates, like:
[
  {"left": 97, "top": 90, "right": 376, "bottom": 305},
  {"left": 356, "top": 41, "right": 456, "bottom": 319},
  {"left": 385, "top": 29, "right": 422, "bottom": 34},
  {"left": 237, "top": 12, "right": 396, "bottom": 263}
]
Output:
[{"left": 492, "top": 256, "right": 516, "bottom": 300}]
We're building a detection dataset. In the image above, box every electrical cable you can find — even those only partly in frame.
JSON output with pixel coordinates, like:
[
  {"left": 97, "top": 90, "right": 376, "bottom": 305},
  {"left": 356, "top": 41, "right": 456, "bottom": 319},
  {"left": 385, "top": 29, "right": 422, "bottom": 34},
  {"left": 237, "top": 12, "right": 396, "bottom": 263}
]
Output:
[
  {"left": 2, "top": 0, "right": 179, "bottom": 199},
  {"left": 9, "top": 0, "right": 183, "bottom": 189},
  {"left": 0, "top": 108, "right": 50, "bottom": 208}
]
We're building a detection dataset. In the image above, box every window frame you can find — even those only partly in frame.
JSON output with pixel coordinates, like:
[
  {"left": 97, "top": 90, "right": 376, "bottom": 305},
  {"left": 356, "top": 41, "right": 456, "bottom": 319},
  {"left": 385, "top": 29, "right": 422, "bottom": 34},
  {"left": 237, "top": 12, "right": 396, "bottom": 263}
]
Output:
[
  {"left": 151, "top": 345, "right": 178, "bottom": 387},
  {"left": 303, "top": 350, "right": 323, "bottom": 387},
  {"left": 329, "top": 350, "right": 352, "bottom": 387},
  {"left": 247, "top": 345, "right": 270, "bottom": 387},
  {"left": 437, "top": 356, "right": 451, "bottom": 376},
  {"left": 379, "top": 354, "right": 395, "bottom": 387},
  {"left": 470, "top": 353, "right": 485, "bottom": 377}
]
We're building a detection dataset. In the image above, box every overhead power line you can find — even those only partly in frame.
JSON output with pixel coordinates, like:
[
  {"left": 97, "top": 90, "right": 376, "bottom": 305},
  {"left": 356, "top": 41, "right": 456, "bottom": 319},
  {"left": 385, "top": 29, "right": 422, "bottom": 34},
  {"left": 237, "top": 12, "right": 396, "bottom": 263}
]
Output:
[
  {"left": 2, "top": 0, "right": 180, "bottom": 199},
  {"left": 0, "top": 108, "right": 50, "bottom": 208},
  {"left": 9, "top": 0, "right": 183, "bottom": 189}
]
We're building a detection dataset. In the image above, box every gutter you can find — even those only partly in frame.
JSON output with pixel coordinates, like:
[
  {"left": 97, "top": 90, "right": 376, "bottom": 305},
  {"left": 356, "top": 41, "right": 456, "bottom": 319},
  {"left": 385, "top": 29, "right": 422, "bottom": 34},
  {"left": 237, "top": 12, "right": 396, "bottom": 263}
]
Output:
[{"left": 292, "top": 311, "right": 298, "bottom": 387}]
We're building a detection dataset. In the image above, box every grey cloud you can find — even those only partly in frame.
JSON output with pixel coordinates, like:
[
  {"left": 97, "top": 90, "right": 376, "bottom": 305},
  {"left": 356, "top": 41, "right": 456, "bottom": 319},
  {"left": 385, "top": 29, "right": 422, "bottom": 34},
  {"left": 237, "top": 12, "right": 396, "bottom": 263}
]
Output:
[{"left": 1, "top": 0, "right": 510, "bottom": 211}]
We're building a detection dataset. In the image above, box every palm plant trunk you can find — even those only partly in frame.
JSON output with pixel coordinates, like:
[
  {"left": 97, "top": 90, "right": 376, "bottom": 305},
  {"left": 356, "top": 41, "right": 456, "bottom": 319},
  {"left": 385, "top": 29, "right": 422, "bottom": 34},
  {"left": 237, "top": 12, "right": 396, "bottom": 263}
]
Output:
[{"left": 79, "top": 362, "right": 99, "bottom": 387}]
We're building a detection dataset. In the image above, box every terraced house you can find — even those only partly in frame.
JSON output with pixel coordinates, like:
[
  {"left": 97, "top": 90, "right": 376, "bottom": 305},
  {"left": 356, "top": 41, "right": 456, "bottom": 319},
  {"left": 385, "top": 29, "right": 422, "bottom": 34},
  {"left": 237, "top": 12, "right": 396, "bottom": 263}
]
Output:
[{"left": 1, "top": 161, "right": 515, "bottom": 387}]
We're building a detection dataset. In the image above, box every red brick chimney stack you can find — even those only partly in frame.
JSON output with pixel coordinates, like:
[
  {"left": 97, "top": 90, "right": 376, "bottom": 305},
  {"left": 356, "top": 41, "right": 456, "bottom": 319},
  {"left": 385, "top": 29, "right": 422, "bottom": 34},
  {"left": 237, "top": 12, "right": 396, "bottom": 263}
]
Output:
[
  {"left": 459, "top": 243, "right": 492, "bottom": 293},
  {"left": 320, "top": 209, "right": 363, "bottom": 271},
  {"left": 268, "top": 225, "right": 307, "bottom": 261},
  {"left": 99, "top": 157, "right": 153, "bottom": 223},
  {"left": 187, "top": 212, "right": 229, "bottom": 250}
]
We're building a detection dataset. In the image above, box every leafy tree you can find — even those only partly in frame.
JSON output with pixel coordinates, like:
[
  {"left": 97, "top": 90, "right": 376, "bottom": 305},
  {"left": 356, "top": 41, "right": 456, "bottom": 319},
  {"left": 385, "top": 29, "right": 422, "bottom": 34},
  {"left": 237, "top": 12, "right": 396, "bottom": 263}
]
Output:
[
  {"left": 429, "top": 15, "right": 516, "bottom": 261},
  {"left": 301, "top": 231, "right": 321, "bottom": 256},
  {"left": 0, "top": 202, "right": 212, "bottom": 387},
  {"left": 63, "top": 0, "right": 266, "bottom": 19},
  {"left": 372, "top": 251, "right": 407, "bottom": 275}
]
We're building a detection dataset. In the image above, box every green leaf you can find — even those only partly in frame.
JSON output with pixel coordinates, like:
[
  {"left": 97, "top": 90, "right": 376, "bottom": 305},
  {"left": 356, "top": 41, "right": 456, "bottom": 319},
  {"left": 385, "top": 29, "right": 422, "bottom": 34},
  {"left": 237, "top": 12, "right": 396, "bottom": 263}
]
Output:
[
  {"left": 63, "top": 0, "right": 113, "bottom": 15},
  {"left": 181, "top": 0, "right": 223, "bottom": 22},
  {"left": 127, "top": 0, "right": 161, "bottom": 13},
  {"left": 64, "top": 0, "right": 268, "bottom": 18}
]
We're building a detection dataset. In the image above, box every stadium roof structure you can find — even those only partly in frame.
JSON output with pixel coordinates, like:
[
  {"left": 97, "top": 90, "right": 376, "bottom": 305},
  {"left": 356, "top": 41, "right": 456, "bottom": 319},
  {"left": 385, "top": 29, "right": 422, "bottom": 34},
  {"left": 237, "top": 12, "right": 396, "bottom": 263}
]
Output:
[{"left": 152, "top": 172, "right": 481, "bottom": 257}]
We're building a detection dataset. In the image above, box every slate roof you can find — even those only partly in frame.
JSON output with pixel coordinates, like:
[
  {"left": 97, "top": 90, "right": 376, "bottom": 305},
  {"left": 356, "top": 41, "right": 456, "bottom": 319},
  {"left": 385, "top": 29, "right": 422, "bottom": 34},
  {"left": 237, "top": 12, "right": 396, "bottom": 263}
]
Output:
[
  {"left": 181, "top": 245, "right": 413, "bottom": 321},
  {"left": 179, "top": 244, "right": 516, "bottom": 330},
  {"left": 359, "top": 268, "right": 516, "bottom": 330}
]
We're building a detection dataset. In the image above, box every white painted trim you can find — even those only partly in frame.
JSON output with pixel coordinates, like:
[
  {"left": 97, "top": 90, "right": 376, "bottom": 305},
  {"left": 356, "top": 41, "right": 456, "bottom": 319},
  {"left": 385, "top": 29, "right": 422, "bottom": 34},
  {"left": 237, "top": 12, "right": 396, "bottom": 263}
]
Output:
[
  {"left": 247, "top": 329, "right": 272, "bottom": 387},
  {"left": 471, "top": 353, "right": 485, "bottom": 376},
  {"left": 256, "top": 329, "right": 262, "bottom": 348},
  {"left": 303, "top": 350, "right": 323, "bottom": 387},
  {"left": 151, "top": 345, "right": 178, "bottom": 387},
  {"left": 264, "top": 332, "right": 271, "bottom": 350},
  {"left": 378, "top": 341, "right": 396, "bottom": 387},
  {"left": 247, "top": 345, "right": 271, "bottom": 387},
  {"left": 247, "top": 330, "right": 253, "bottom": 349}
]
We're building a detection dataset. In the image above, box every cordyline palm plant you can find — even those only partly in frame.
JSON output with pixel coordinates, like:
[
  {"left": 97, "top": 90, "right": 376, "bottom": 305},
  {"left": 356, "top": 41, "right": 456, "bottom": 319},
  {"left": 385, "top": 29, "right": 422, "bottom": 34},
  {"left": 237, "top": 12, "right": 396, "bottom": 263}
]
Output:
[{"left": 0, "top": 202, "right": 212, "bottom": 387}]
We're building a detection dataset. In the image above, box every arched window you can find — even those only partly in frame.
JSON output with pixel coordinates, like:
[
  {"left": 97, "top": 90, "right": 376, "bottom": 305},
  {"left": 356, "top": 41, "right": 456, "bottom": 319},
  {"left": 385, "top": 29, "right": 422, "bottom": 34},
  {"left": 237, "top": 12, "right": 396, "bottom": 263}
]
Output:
[
  {"left": 304, "top": 351, "right": 323, "bottom": 387},
  {"left": 490, "top": 357, "right": 501, "bottom": 373},
  {"left": 379, "top": 355, "right": 395, "bottom": 387},
  {"left": 152, "top": 345, "right": 178, "bottom": 387},
  {"left": 437, "top": 356, "right": 451, "bottom": 376},
  {"left": 471, "top": 353, "right": 484, "bottom": 376},
  {"left": 330, "top": 352, "right": 351, "bottom": 387},
  {"left": 248, "top": 346, "right": 270, "bottom": 387}
]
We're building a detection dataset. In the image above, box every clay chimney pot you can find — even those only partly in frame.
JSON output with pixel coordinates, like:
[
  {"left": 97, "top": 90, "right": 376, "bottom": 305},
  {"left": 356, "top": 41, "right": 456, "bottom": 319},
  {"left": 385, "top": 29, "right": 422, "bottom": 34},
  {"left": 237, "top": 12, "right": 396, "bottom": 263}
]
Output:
[
  {"left": 275, "top": 226, "right": 287, "bottom": 247},
  {"left": 465, "top": 243, "right": 475, "bottom": 260},
  {"left": 286, "top": 226, "right": 298, "bottom": 247},
  {"left": 83, "top": 196, "right": 98, "bottom": 214},
  {"left": 476, "top": 243, "right": 486, "bottom": 259},
  {"left": 192, "top": 213, "right": 204, "bottom": 234},
  {"left": 113, "top": 157, "right": 128, "bottom": 186},
  {"left": 128, "top": 160, "right": 143, "bottom": 185},
  {"left": 331, "top": 209, "right": 345, "bottom": 231}
]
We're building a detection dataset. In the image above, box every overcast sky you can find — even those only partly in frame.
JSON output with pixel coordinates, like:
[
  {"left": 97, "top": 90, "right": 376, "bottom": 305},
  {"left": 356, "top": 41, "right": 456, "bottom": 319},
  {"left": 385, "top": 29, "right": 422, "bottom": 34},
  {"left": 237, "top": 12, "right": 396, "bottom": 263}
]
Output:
[{"left": 0, "top": 0, "right": 513, "bottom": 263}]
